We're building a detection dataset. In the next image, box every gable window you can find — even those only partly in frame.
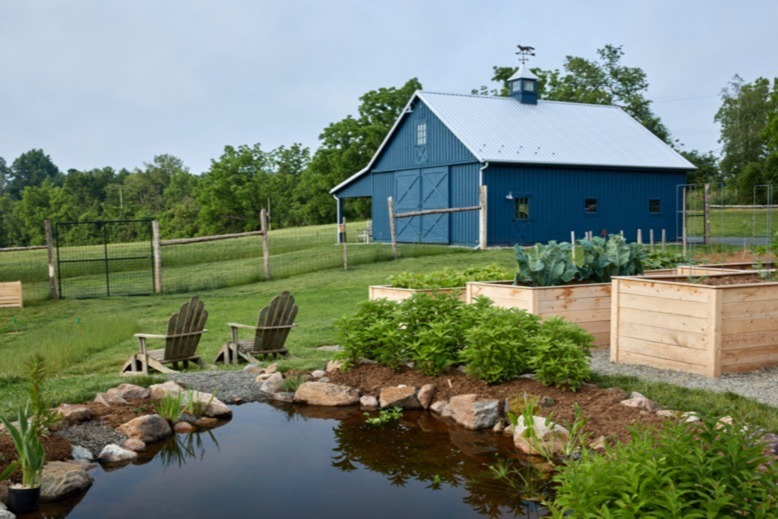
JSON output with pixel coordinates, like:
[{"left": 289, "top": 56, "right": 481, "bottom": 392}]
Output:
[
  {"left": 511, "top": 81, "right": 520, "bottom": 93},
  {"left": 649, "top": 199, "right": 661, "bottom": 214},
  {"left": 515, "top": 197, "right": 530, "bottom": 220},
  {"left": 523, "top": 80, "right": 535, "bottom": 92},
  {"left": 416, "top": 122, "right": 427, "bottom": 146},
  {"left": 584, "top": 198, "right": 598, "bottom": 214}
]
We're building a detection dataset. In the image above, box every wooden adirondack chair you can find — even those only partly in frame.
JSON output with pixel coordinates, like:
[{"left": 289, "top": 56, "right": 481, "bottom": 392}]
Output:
[
  {"left": 214, "top": 291, "right": 297, "bottom": 364},
  {"left": 120, "top": 296, "right": 211, "bottom": 375}
]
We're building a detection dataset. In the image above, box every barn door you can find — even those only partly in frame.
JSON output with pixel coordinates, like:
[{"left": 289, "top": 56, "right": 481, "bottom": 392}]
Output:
[
  {"left": 395, "top": 170, "right": 421, "bottom": 242},
  {"left": 421, "top": 168, "right": 449, "bottom": 243}
]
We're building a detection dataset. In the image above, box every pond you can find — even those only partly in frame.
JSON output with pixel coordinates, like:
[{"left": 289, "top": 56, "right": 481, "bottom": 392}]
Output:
[{"left": 37, "top": 402, "right": 548, "bottom": 518}]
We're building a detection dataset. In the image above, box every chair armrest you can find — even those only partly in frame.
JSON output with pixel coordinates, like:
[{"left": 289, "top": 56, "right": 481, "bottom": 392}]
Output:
[{"left": 227, "top": 323, "right": 256, "bottom": 330}]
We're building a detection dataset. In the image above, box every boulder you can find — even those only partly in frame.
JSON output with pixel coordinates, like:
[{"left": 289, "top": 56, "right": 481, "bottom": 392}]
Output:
[
  {"left": 265, "top": 363, "right": 279, "bottom": 374},
  {"left": 417, "top": 384, "right": 436, "bottom": 410},
  {"left": 619, "top": 392, "right": 657, "bottom": 412},
  {"left": 682, "top": 411, "right": 701, "bottom": 423},
  {"left": 117, "top": 414, "right": 172, "bottom": 443},
  {"left": 325, "top": 360, "right": 342, "bottom": 373},
  {"left": 41, "top": 461, "right": 93, "bottom": 502},
  {"left": 429, "top": 400, "right": 447, "bottom": 414},
  {"left": 123, "top": 439, "right": 146, "bottom": 452},
  {"left": 243, "top": 364, "right": 265, "bottom": 375},
  {"left": 293, "top": 382, "right": 359, "bottom": 407},
  {"left": 174, "top": 422, "right": 195, "bottom": 434},
  {"left": 513, "top": 415, "right": 570, "bottom": 457},
  {"left": 589, "top": 435, "right": 608, "bottom": 452},
  {"left": 110, "top": 383, "right": 150, "bottom": 400},
  {"left": 94, "top": 391, "right": 128, "bottom": 407},
  {"left": 310, "top": 370, "right": 326, "bottom": 379},
  {"left": 54, "top": 404, "right": 92, "bottom": 425},
  {"left": 149, "top": 381, "right": 186, "bottom": 400},
  {"left": 359, "top": 396, "right": 379, "bottom": 409},
  {"left": 0, "top": 502, "right": 13, "bottom": 519},
  {"left": 71, "top": 446, "right": 94, "bottom": 462},
  {"left": 193, "top": 417, "right": 220, "bottom": 429},
  {"left": 181, "top": 391, "right": 232, "bottom": 418},
  {"left": 97, "top": 444, "right": 138, "bottom": 463},
  {"left": 255, "top": 373, "right": 273, "bottom": 382},
  {"left": 492, "top": 421, "right": 505, "bottom": 434},
  {"left": 446, "top": 394, "right": 502, "bottom": 430},
  {"left": 270, "top": 392, "right": 295, "bottom": 403},
  {"left": 260, "top": 372, "right": 285, "bottom": 394},
  {"left": 379, "top": 386, "right": 421, "bottom": 409},
  {"left": 656, "top": 409, "right": 680, "bottom": 418}
]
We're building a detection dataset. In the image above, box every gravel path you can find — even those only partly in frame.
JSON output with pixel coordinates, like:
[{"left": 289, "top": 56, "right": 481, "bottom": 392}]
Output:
[
  {"left": 590, "top": 348, "right": 778, "bottom": 409},
  {"left": 171, "top": 370, "right": 268, "bottom": 404}
]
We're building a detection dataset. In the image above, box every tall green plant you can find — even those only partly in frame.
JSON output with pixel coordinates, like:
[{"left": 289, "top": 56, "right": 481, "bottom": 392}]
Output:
[
  {"left": 25, "top": 354, "right": 61, "bottom": 435},
  {"left": 0, "top": 405, "right": 45, "bottom": 488},
  {"left": 530, "top": 318, "right": 593, "bottom": 391},
  {"left": 514, "top": 242, "right": 577, "bottom": 287}
]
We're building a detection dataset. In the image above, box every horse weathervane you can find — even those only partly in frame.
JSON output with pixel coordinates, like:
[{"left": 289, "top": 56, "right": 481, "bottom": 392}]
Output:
[{"left": 516, "top": 44, "right": 535, "bottom": 64}]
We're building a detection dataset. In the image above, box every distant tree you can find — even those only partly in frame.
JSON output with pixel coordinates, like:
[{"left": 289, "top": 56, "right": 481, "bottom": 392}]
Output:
[
  {"left": 679, "top": 149, "right": 721, "bottom": 185},
  {"left": 715, "top": 76, "right": 778, "bottom": 201},
  {"left": 295, "top": 78, "right": 422, "bottom": 225},
  {"left": 475, "top": 45, "right": 671, "bottom": 143},
  {"left": 6, "top": 149, "right": 62, "bottom": 200},
  {"left": 0, "top": 157, "right": 9, "bottom": 195},
  {"left": 266, "top": 143, "right": 310, "bottom": 228}
]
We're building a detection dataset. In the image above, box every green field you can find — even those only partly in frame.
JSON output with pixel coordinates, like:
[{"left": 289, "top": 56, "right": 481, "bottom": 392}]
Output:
[{"left": 685, "top": 207, "right": 777, "bottom": 240}]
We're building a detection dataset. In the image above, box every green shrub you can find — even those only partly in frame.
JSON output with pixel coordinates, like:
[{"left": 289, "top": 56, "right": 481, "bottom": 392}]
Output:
[
  {"left": 515, "top": 241, "right": 578, "bottom": 287},
  {"left": 336, "top": 298, "right": 401, "bottom": 369},
  {"left": 459, "top": 308, "right": 540, "bottom": 384},
  {"left": 530, "top": 318, "right": 593, "bottom": 391},
  {"left": 644, "top": 249, "right": 692, "bottom": 270},
  {"left": 550, "top": 416, "right": 778, "bottom": 517}
]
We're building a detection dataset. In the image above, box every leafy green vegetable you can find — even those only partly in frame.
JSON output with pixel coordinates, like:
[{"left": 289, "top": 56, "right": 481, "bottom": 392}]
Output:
[{"left": 515, "top": 241, "right": 578, "bottom": 287}]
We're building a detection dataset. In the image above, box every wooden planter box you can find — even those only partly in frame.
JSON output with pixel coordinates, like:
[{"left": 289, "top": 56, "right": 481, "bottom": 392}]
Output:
[
  {"left": 0, "top": 281, "right": 23, "bottom": 308},
  {"left": 676, "top": 263, "right": 775, "bottom": 276},
  {"left": 368, "top": 285, "right": 467, "bottom": 302},
  {"left": 611, "top": 273, "right": 778, "bottom": 377},
  {"left": 465, "top": 280, "right": 611, "bottom": 347}
]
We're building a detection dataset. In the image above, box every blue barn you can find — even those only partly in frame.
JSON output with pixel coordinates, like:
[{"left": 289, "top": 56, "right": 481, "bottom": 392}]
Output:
[{"left": 330, "top": 65, "right": 694, "bottom": 246}]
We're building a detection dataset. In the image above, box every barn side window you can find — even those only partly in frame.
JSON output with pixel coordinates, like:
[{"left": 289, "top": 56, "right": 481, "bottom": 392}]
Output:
[
  {"left": 584, "top": 198, "right": 598, "bottom": 214},
  {"left": 515, "top": 197, "right": 530, "bottom": 220},
  {"left": 649, "top": 199, "right": 661, "bottom": 214},
  {"left": 416, "top": 122, "right": 427, "bottom": 146}
]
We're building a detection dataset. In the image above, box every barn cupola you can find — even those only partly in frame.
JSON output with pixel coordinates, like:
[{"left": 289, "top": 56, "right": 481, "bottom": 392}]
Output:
[{"left": 508, "top": 44, "right": 538, "bottom": 105}]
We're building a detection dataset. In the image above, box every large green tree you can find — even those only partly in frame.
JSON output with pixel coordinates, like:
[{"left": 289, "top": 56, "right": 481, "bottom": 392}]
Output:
[
  {"left": 715, "top": 75, "right": 778, "bottom": 199},
  {"left": 475, "top": 45, "right": 671, "bottom": 143},
  {"left": 295, "top": 78, "right": 423, "bottom": 225},
  {"left": 6, "top": 149, "right": 62, "bottom": 200}
]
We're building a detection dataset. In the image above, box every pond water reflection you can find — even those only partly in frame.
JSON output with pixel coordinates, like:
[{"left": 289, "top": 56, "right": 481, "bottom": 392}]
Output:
[{"left": 39, "top": 402, "right": 548, "bottom": 518}]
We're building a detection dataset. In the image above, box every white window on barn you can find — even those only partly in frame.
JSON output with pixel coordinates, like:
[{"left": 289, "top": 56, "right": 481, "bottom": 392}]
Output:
[
  {"left": 524, "top": 80, "right": 535, "bottom": 92},
  {"left": 416, "top": 122, "right": 427, "bottom": 146}
]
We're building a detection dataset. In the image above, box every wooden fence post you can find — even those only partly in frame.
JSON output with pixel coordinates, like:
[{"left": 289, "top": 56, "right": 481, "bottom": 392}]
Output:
[
  {"left": 44, "top": 220, "right": 58, "bottom": 299},
  {"left": 682, "top": 187, "right": 688, "bottom": 258},
  {"left": 661, "top": 229, "right": 666, "bottom": 251},
  {"left": 388, "top": 197, "right": 397, "bottom": 259},
  {"left": 479, "top": 185, "right": 488, "bottom": 250},
  {"left": 261, "top": 209, "right": 271, "bottom": 280},
  {"left": 704, "top": 183, "right": 711, "bottom": 247},
  {"left": 152, "top": 220, "right": 162, "bottom": 294},
  {"left": 341, "top": 218, "right": 348, "bottom": 270}
]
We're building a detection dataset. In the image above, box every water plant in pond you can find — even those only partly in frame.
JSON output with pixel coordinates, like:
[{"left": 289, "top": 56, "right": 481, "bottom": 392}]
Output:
[
  {"left": 184, "top": 388, "right": 218, "bottom": 418},
  {"left": 550, "top": 415, "right": 778, "bottom": 517},
  {"left": 154, "top": 391, "right": 184, "bottom": 423},
  {"left": 364, "top": 407, "right": 403, "bottom": 427},
  {"left": 281, "top": 374, "right": 307, "bottom": 392}
]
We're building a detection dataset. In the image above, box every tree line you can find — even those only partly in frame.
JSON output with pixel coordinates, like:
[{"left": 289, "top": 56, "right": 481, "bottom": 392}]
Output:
[{"left": 1, "top": 44, "right": 775, "bottom": 247}]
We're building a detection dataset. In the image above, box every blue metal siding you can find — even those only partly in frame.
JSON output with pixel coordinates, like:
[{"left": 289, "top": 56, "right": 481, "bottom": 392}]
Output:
[
  {"left": 374, "top": 99, "right": 475, "bottom": 171},
  {"left": 485, "top": 165, "right": 687, "bottom": 245},
  {"left": 337, "top": 173, "right": 372, "bottom": 198},
  {"left": 450, "top": 163, "right": 480, "bottom": 246},
  {"left": 372, "top": 172, "right": 394, "bottom": 242}
]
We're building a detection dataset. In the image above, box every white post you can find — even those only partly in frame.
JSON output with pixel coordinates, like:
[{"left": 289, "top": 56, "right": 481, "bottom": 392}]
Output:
[
  {"left": 388, "top": 197, "right": 397, "bottom": 259},
  {"left": 570, "top": 231, "right": 576, "bottom": 262},
  {"left": 479, "top": 185, "right": 488, "bottom": 250},
  {"left": 637, "top": 229, "right": 643, "bottom": 245},
  {"left": 661, "top": 229, "right": 666, "bottom": 251},
  {"left": 152, "top": 220, "right": 162, "bottom": 294},
  {"left": 649, "top": 229, "right": 654, "bottom": 252}
]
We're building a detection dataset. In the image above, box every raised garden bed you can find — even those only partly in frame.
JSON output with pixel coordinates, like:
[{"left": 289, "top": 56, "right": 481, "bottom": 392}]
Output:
[
  {"left": 611, "top": 272, "right": 778, "bottom": 377},
  {"left": 466, "top": 280, "right": 611, "bottom": 348},
  {"left": 368, "top": 285, "right": 466, "bottom": 302},
  {"left": 676, "top": 262, "right": 776, "bottom": 276}
]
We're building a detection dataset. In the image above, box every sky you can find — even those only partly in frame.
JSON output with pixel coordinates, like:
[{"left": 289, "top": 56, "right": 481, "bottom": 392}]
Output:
[{"left": 1, "top": 0, "right": 776, "bottom": 175}]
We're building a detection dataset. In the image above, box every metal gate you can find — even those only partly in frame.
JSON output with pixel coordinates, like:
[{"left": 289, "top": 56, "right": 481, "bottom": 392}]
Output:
[{"left": 55, "top": 220, "right": 155, "bottom": 298}]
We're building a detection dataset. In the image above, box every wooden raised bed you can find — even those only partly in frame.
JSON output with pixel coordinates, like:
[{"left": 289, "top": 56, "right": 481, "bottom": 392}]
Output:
[
  {"left": 611, "top": 273, "right": 778, "bottom": 377},
  {"left": 368, "top": 285, "right": 467, "bottom": 302},
  {"left": 0, "top": 281, "right": 23, "bottom": 308},
  {"left": 465, "top": 281, "right": 611, "bottom": 347},
  {"left": 676, "top": 262, "right": 775, "bottom": 276}
]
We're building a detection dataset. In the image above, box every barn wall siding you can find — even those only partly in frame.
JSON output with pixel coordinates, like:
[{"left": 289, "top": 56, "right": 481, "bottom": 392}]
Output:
[
  {"left": 374, "top": 99, "right": 475, "bottom": 172},
  {"left": 336, "top": 174, "right": 372, "bottom": 198},
  {"left": 485, "top": 165, "right": 687, "bottom": 245}
]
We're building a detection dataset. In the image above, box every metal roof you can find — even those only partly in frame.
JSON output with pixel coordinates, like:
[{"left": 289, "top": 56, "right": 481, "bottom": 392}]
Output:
[
  {"left": 507, "top": 64, "right": 539, "bottom": 81},
  {"left": 331, "top": 90, "right": 693, "bottom": 194}
]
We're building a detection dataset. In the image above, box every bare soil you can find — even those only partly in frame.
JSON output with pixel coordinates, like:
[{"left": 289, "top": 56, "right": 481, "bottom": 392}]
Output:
[{"left": 695, "top": 250, "right": 775, "bottom": 264}]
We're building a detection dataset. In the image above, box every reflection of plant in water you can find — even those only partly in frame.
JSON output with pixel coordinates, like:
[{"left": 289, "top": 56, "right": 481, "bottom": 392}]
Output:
[
  {"left": 464, "top": 457, "right": 551, "bottom": 519},
  {"left": 157, "top": 431, "right": 219, "bottom": 470},
  {"left": 329, "top": 412, "right": 547, "bottom": 516}
]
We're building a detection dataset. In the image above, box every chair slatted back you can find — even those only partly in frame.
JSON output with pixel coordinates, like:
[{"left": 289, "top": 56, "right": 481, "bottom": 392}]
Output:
[
  {"left": 164, "top": 296, "right": 208, "bottom": 360},
  {"left": 253, "top": 291, "right": 297, "bottom": 352}
]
